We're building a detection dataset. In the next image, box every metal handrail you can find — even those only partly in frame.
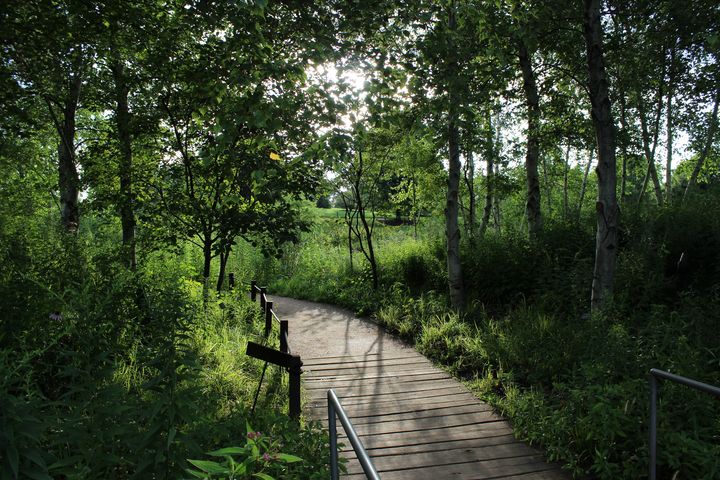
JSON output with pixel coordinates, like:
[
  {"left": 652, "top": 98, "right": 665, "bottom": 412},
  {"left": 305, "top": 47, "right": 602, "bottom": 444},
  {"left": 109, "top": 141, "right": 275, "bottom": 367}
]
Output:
[
  {"left": 649, "top": 368, "right": 720, "bottom": 480},
  {"left": 328, "top": 389, "right": 380, "bottom": 480}
]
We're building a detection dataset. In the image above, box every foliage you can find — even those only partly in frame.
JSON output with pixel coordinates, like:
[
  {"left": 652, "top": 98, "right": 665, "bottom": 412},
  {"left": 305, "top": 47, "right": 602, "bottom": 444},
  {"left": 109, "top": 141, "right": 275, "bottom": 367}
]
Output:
[
  {"left": 274, "top": 203, "right": 720, "bottom": 479},
  {"left": 0, "top": 215, "right": 332, "bottom": 479}
]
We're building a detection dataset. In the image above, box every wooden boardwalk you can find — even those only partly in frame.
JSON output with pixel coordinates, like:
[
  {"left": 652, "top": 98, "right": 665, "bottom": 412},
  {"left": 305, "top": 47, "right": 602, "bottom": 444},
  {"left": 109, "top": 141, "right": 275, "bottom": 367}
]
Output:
[{"left": 270, "top": 296, "right": 568, "bottom": 480}]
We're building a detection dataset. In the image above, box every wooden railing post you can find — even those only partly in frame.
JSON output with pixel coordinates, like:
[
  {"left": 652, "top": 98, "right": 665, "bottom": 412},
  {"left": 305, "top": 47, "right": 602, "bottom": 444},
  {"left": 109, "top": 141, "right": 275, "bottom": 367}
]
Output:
[
  {"left": 280, "top": 320, "right": 288, "bottom": 353},
  {"left": 250, "top": 280, "right": 257, "bottom": 301},
  {"left": 259, "top": 287, "right": 267, "bottom": 312},
  {"left": 288, "top": 354, "right": 302, "bottom": 420},
  {"left": 264, "top": 301, "right": 273, "bottom": 337}
]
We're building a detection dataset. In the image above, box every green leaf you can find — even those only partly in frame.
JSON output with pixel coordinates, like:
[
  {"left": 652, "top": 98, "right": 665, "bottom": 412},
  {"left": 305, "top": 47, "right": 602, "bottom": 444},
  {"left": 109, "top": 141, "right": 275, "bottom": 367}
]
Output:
[
  {"left": 207, "top": 447, "right": 246, "bottom": 456},
  {"left": 276, "top": 453, "right": 303, "bottom": 463},
  {"left": 253, "top": 473, "right": 274, "bottom": 480},
  {"left": 185, "top": 468, "right": 208, "bottom": 479},
  {"left": 187, "top": 459, "right": 229, "bottom": 474}
]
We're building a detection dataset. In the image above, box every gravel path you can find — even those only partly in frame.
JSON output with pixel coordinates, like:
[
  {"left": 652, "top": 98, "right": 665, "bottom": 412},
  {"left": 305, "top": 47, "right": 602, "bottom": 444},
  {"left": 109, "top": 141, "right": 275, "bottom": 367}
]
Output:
[{"left": 268, "top": 295, "right": 416, "bottom": 359}]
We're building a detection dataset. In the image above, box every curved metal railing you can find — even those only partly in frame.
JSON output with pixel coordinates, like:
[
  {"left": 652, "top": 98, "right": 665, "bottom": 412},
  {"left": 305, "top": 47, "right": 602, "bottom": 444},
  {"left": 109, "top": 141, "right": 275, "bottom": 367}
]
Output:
[
  {"left": 328, "top": 389, "right": 380, "bottom": 480},
  {"left": 649, "top": 368, "right": 720, "bottom": 480}
]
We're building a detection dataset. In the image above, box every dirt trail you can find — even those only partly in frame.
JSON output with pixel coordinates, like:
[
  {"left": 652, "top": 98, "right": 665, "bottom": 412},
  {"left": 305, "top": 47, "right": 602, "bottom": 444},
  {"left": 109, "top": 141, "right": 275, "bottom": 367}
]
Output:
[{"left": 268, "top": 295, "right": 415, "bottom": 359}]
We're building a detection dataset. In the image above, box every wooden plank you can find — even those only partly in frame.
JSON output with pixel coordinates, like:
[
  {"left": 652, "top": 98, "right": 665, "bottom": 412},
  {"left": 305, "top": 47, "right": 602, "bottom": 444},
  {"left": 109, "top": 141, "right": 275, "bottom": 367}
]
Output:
[
  {"left": 342, "top": 433, "right": 519, "bottom": 457},
  {"left": 335, "top": 422, "right": 515, "bottom": 450},
  {"left": 307, "top": 396, "right": 483, "bottom": 418},
  {"left": 305, "top": 371, "right": 450, "bottom": 390},
  {"left": 305, "top": 368, "right": 443, "bottom": 383},
  {"left": 304, "top": 360, "right": 431, "bottom": 375},
  {"left": 330, "top": 403, "right": 495, "bottom": 426},
  {"left": 305, "top": 357, "right": 429, "bottom": 370},
  {"left": 306, "top": 387, "right": 481, "bottom": 408},
  {"left": 344, "top": 442, "right": 547, "bottom": 475},
  {"left": 303, "top": 353, "right": 424, "bottom": 366},
  {"left": 331, "top": 409, "right": 506, "bottom": 438},
  {"left": 342, "top": 455, "right": 559, "bottom": 480},
  {"left": 246, "top": 341, "right": 299, "bottom": 368},
  {"left": 306, "top": 378, "right": 464, "bottom": 400}
]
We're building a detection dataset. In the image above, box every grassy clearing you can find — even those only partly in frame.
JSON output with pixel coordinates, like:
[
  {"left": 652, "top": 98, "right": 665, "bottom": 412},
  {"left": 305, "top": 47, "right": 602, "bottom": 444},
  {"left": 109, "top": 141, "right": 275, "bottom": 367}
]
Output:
[{"left": 251, "top": 202, "right": 720, "bottom": 479}]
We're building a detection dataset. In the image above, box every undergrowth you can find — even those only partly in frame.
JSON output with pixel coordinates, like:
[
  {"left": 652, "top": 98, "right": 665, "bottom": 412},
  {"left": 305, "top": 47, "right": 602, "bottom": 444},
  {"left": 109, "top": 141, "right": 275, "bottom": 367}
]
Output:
[
  {"left": 0, "top": 215, "right": 332, "bottom": 479},
  {"left": 260, "top": 198, "right": 720, "bottom": 479}
]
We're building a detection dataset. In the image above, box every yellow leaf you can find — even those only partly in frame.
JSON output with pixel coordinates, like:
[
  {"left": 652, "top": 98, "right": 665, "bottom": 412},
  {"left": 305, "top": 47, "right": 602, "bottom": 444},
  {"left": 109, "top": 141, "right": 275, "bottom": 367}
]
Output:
[{"left": 269, "top": 152, "right": 281, "bottom": 161}]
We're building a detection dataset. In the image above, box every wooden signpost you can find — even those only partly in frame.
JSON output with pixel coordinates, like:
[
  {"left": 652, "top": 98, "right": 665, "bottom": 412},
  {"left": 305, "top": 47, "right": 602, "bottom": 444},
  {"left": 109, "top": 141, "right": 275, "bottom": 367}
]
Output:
[{"left": 246, "top": 341, "right": 303, "bottom": 419}]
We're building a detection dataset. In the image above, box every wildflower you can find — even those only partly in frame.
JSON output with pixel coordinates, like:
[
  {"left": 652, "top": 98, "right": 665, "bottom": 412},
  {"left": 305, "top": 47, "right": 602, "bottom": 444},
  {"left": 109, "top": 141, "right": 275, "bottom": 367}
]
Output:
[
  {"left": 262, "top": 453, "right": 272, "bottom": 462},
  {"left": 247, "top": 431, "right": 262, "bottom": 440}
]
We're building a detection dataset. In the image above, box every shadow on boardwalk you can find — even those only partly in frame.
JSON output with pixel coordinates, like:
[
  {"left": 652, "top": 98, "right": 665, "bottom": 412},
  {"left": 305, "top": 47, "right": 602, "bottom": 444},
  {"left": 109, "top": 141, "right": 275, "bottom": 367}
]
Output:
[{"left": 270, "top": 296, "right": 569, "bottom": 480}]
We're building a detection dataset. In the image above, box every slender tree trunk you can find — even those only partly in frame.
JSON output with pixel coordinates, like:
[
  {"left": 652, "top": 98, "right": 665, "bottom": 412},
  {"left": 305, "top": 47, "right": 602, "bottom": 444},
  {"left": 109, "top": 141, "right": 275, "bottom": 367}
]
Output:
[
  {"left": 358, "top": 202, "right": 378, "bottom": 290},
  {"left": 684, "top": 85, "right": 720, "bottom": 201},
  {"left": 584, "top": 0, "right": 619, "bottom": 311},
  {"left": 563, "top": 144, "right": 571, "bottom": 220},
  {"left": 618, "top": 89, "right": 629, "bottom": 203},
  {"left": 463, "top": 148, "right": 476, "bottom": 236},
  {"left": 665, "top": 47, "right": 676, "bottom": 205},
  {"left": 350, "top": 150, "right": 378, "bottom": 289},
  {"left": 57, "top": 73, "right": 82, "bottom": 232},
  {"left": 203, "top": 234, "right": 213, "bottom": 299},
  {"left": 518, "top": 39, "right": 543, "bottom": 239},
  {"left": 412, "top": 175, "right": 418, "bottom": 240},
  {"left": 216, "top": 246, "right": 231, "bottom": 291},
  {"left": 636, "top": 90, "right": 664, "bottom": 205},
  {"left": 446, "top": 1, "right": 464, "bottom": 309},
  {"left": 480, "top": 150, "right": 494, "bottom": 237},
  {"left": 111, "top": 59, "right": 137, "bottom": 270},
  {"left": 578, "top": 146, "right": 595, "bottom": 219}
]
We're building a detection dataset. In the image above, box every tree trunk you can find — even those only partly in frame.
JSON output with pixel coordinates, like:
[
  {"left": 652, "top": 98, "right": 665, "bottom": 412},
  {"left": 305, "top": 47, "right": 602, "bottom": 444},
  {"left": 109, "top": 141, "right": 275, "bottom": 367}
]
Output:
[
  {"left": 203, "top": 234, "right": 213, "bottom": 299},
  {"left": 445, "top": 2, "right": 464, "bottom": 309},
  {"left": 636, "top": 89, "right": 664, "bottom": 206},
  {"left": 463, "top": 148, "right": 476, "bottom": 236},
  {"left": 216, "top": 250, "right": 226, "bottom": 291},
  {"left": 58, "top": 73, "right": 82, "bottom": 232},
  {"left": 683, "top": 85, "right": 720, "bottom": 201},
  {"left": 584, "top": 0, "right": 619, "bottom": 312},
  {"left": 518, "top": 39, "right": 543, "bottom": 239},
  {"left": 111, "top": 59, "right": 136, "bottom": 270},
  {"left": 618, "top": 88, "right": 629, "bottom": 203},
  {"left": 665, "top": 47, "right": 676, "bottom": 205},
  {"left": 480, "top": 110, "right": 495, "bottom": 237},
  {"left": 578, "top": 146, "right": 595, "bottom": 219},
  {"left": 358, "top": 200, "right": 379, "bottom": 290},
  {"left": 563, "top": 144, "right": 570, "bottom": 220}
]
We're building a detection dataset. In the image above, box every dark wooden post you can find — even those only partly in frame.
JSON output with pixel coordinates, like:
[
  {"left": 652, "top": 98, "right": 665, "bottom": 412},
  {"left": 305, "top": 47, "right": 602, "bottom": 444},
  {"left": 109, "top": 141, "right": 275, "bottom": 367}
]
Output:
[
  {"left": 229, "top": 273, "right": 235, "bottom": 290},
  {"left": 250, "top": 280, "right": 257, "bottom": 301},
  {"left": 280, "top": 320, "right": 288, "bottom": 353},
  {"left": 264, "top": 301, "right": 273, "bottom": 337},
  {"left": 288, "top": 354, "right": 302, "bottom": 420},
  {"left": 259, "top": 287, "right": 267, "bottom": 312}
]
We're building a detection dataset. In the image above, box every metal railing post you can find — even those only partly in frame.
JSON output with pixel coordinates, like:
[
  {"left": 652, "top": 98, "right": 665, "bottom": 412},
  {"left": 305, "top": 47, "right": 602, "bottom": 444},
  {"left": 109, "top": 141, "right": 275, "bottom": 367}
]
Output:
[
  {"left": 648, "top": 368, "right": 720, "bottom": 480},
  {"left": 264, "top": 301, "right": 273, "bottom": 337},
  {"left": 329, "top": 392, "right": 339, "bottom": 480},
  {"left": 229, "top": 273, "right": 235, "bottom": 290},
  {"left": 327, "top": 389, "right": 380, "bottom": 480},
  {"left": 250, "top": 280, "right": 257, "bottom": 301},
  {"left": 649, "top": 374, "right": 658, "bottom": 480}
]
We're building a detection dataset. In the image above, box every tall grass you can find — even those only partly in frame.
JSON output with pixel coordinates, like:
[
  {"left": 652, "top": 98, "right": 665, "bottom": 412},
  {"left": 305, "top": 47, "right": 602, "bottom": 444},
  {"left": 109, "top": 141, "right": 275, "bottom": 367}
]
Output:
[{"left": 260, "top": 199, "right": 720, "bottom": 479}]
